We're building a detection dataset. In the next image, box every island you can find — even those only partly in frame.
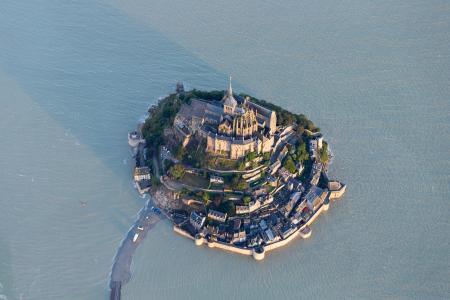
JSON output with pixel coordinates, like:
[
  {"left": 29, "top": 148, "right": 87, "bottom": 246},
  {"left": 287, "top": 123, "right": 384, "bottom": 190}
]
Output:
[{"left": 129, "top": 78, "right": 346, "bottom": 261}]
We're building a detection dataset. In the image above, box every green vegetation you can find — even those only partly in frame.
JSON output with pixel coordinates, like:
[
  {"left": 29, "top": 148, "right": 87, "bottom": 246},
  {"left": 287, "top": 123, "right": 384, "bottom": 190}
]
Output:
[
  {"left": 243, "top": 196, "right": 251, "bottom": 205},
  {"left": 244, "top": 151, "right": 263, "bottom": 169},
  {"left": 282, "top": 139, "right": 310, "bottom": 175},
  {"left": 202, "top": 192, "right": 210, "bottom": 204},
  {"left": 175, "top": 139, "right": 206, "bottom": 168},
  {"left": 141, "top": 89, "right": 219, "bottom": 154},
  {"left": 206, "top": 155, "right": 241, "bottom": 171},
  {"left": 298, "top": 159, "right": 313, "bottom": 182},
  {"left": 295, "top": 140, "right": 310, "bottom": 163},
  {"left": 245, "top": 151, "right": 257, "bottom": 162},
  {"left": 180, "top": 173, "right": 210, "bottom": 189},
  {"left": 283, "top": 156, "right": 297, "bottom": 174},
  {"left": 219, "top": 200, "right": 236, "bottom": 216},
  {"left": 168, "top": 164, "right": 185, "bottom": 180},
  {"left": 207, "top": 193, "right": 235, "bottom": 216},
  {"left": 174, "top": 144, "right": 185, "bottom": 160},
  {"left": 142, "top": 93, "right": 182, "bottom": 152},
  {"left": 211, "top": 199, "right": 236, "bottom": 216},
  {"left": 319, "top": 142, "right": 329, "bottom": 164},
  {"left": 230, "top": 174, "right": 248, "bottom": 191},
  {"left": 238, "top": 180, "right": 248, "bottom": 191},
  {"left": 151, "top": 174, "right": 160, "bottom": 186},
  {"left": 180, "top": 89, "right": 225, "bottom": 103}
]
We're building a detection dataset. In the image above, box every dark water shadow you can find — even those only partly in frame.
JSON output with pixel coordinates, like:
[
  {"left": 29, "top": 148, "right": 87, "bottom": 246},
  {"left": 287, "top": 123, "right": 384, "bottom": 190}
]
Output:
[
  {"left": 0, "top": 2, "right": 249, "bottom": 299},
  {"left": 0, "top": 0, "right": 244, "bottom": 176}
]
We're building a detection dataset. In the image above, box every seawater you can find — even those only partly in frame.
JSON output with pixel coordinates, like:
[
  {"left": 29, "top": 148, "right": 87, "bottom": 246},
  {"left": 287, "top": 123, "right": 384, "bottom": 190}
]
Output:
[{"left": 0, "top": 1, "right": 449, "bottom": 299}]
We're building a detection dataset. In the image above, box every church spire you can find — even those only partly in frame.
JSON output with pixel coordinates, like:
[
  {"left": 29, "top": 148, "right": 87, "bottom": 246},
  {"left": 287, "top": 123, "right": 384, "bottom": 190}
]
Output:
[
  {"left": 223, "top": 75, "right": 237, "bottom": 113},
  {"left": 227, "top": 75, "right": 233, "bottom": 96}
]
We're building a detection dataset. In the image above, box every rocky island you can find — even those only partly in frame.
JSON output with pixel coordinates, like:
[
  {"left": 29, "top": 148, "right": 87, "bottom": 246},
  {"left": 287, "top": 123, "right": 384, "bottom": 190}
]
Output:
[{"left": 130, "top": 79, "right": 346, "bottom": 261}]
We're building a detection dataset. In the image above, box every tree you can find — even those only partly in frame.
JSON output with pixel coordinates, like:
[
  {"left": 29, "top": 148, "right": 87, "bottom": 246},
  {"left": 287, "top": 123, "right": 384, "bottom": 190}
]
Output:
[
  {"left": 283, "top": 156, "right": 296, "bottom": 174},
  {"left": 319, "top": 142, "right": 329, "bottom": 164},
  {"left": 168, "top": 164, "right": 185, "bottom": 180},
  {"left": 231, "top": 175, "right": 248, "bottom": 191},
  {"left": 237, "top": 178, "right": 248, "bottom": 190},
  {"left": 141, "top": 93, "right": 184, "bottom": 154},
  {"left": 295, "top": 141, "right": 309, "bottom": 163},
  {"left": 175, "top": 145, "right": 185, "bottom": 160},
  {"left": 243, "top": 196, "right": 251, "bottom": 205},
  {"left": 219, "top": 201, "right": 236, "bottom": 216},
  {"left": 245, "top": 151, "right": 256, "bottom": 162},
  {"left": 202, "top": 192, "right": 210, "bottom": 204}
]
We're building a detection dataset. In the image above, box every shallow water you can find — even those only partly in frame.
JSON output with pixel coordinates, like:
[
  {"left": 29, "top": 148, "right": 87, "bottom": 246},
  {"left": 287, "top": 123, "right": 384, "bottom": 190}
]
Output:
[{"left": 0, "top": 1, "right": 449, "bottom": 299}]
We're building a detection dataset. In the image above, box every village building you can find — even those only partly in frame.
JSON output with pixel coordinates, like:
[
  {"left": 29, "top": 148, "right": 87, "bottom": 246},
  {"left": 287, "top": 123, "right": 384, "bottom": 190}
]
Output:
[
  {"left": 133, "top": 167, "right": 151, "bottom": 181},
  {"left": 236, "top": 200, "right": 261, "bottom": 215},
  {"left": 189, "top": 211, "right": 206, "bottom": 231},
  {"left": 207, "top": 209, "right": 227, "bottom": 223},
  {"left": 315, "top": 133, "right": 324, "bottom": 150},
  {"left": 231, "top": 229, "right": 247, "bottom": 244},
  {"left": 309, "top": 139, "right": 318, "bottom": 160},
  {"left": 310, "top": 162, "right": 322, "bottom": 186},
  {"left": 280, "top": 223, "right": 296, "bottom": 239},
  {"left": 268, "top": 160, "right": 281, "bottom": 175},
  {"left": 305, "top": 186, "right": 328, "bottom": 211},
  {"left": 210, "top": 175, "right": 224, "bottom": 184},
  {"left": 278, "top": 167, "right": 294, "bottom": 182}
]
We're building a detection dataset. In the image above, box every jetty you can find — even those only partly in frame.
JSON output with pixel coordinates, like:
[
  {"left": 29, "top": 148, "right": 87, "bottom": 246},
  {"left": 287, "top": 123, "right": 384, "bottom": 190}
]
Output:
[{"left": 109, "top": 201, "right": 163, "bottom": 300}]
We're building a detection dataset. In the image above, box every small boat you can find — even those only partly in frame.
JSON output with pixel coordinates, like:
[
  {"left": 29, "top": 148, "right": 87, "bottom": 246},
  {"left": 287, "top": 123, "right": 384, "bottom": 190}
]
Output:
[{"left": 132, "top": 233, "right": 139, "bottom": 243}]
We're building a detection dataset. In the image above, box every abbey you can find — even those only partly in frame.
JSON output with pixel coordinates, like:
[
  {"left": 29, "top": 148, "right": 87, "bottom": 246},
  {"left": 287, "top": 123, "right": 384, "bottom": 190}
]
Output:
[{"left": 174, "top": 78, "right": 277, "bottom": 159}]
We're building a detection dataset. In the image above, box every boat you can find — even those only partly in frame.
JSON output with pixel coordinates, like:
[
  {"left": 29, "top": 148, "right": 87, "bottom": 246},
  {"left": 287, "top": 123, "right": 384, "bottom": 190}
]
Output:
[{"left": 132, "top": 233, "right": 139, "bottom": 243}]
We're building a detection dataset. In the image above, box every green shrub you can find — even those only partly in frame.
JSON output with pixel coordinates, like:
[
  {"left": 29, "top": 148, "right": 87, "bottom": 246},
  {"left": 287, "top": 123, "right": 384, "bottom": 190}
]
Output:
[
  {"left": 168, "top": 164, "right": 185, "bottom": 180},
  {"left": 283, "top": 156, "right": 297, "bottom": 174}
]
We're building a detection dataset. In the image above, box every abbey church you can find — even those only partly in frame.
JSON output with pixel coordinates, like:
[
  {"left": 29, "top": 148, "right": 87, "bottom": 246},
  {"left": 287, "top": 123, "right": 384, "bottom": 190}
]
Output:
[{"left": 174, "top": 78, "right": 277, "bottom": 159}]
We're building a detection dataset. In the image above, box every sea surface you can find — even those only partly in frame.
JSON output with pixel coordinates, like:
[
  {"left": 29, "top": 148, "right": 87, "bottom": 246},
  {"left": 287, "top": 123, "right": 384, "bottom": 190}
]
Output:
[{"left": 0, "top": 1, "right": 449, "bottom": 299}]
